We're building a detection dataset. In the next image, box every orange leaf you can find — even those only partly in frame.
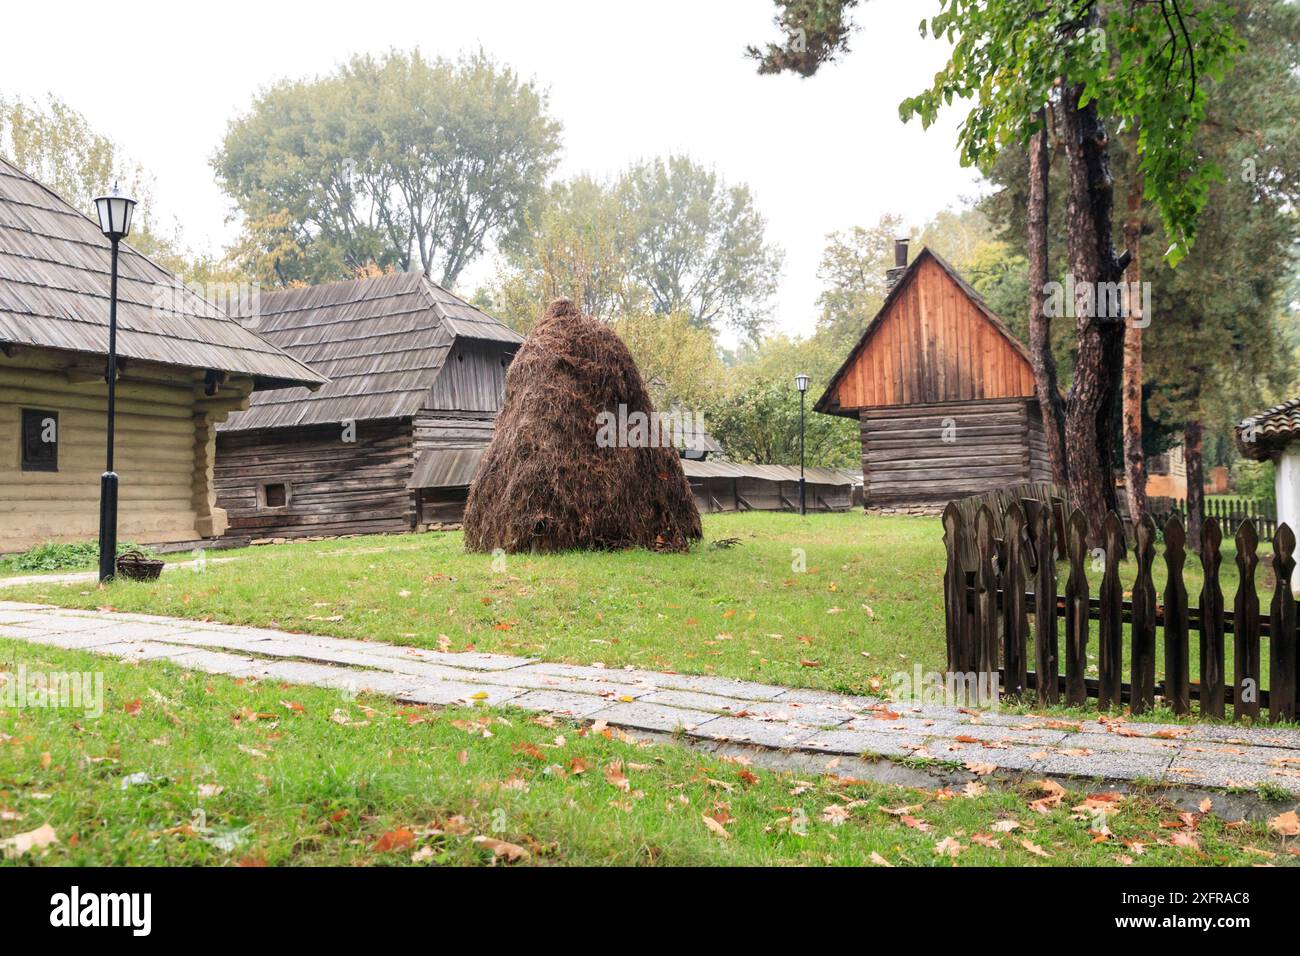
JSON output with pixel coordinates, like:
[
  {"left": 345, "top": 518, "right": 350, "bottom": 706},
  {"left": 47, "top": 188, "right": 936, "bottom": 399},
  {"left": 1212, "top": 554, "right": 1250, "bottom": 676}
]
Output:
[{"left": 373, "top": 828, "right": 415, "bottom": 853}]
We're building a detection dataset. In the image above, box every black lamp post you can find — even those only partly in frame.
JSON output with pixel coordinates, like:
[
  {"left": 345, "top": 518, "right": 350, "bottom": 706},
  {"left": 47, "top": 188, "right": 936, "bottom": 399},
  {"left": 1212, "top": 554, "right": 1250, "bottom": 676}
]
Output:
[
  {"left": 92, "top": 184, "right": 137, "bottom": 583},
  {"left": 795, "top": 373, "right": 809, "bottom": 516}
]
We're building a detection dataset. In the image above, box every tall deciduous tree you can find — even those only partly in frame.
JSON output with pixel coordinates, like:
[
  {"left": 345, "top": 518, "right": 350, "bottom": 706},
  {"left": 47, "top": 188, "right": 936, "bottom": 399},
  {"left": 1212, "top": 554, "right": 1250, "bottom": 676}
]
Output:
[
  {"left": 617, "top": 155, "right": 784, "bottom": 341},
  {"left": 214, "top": 50, "right": 562, "bottom": 289}
]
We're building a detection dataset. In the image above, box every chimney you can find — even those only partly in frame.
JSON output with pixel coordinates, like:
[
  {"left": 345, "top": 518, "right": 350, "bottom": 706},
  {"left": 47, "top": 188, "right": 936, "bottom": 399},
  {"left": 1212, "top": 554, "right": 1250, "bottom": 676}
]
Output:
[{"left": 885, "top": 238, "right": 910, "bottom": 291}]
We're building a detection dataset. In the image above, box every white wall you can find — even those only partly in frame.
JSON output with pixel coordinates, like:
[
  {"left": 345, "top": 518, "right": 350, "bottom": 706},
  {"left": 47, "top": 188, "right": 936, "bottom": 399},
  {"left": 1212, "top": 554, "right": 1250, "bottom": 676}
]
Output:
[{"left": 1279, "top": 441, "right": 1300, "bottom": 597}]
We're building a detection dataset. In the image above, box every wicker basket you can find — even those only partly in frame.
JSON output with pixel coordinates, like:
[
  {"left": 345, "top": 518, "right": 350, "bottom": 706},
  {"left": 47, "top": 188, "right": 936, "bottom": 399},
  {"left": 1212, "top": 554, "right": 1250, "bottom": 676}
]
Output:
[{"left": 115, "top": 549, "right": 164, "bottom": 582}]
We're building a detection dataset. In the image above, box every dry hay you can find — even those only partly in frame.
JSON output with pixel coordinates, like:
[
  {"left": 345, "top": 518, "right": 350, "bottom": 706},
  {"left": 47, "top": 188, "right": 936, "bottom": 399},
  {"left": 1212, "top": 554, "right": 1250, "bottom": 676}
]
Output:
[{"left": 464, "top": 299, "right": 702, "bottom": 553}]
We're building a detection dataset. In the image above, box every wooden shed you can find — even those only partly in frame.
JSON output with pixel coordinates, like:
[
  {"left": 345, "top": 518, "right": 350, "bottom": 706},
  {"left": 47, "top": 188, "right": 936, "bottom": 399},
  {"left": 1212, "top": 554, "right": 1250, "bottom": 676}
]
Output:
[
  {"left": 816, "top": 244, "right": 1050, "bottom": 510},
  {"left": 215, "top": 273, "right": 523, "bottom": 538},
  {"left": 0, "top": 158, "right": 325, "bottom": 554}
]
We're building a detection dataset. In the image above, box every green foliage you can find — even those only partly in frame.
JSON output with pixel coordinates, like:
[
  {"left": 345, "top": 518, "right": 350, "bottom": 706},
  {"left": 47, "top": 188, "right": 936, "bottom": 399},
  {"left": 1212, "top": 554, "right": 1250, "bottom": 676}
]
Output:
[
  {"left": 617, "top": 156, "right": 784, "bottom": 341},
  {"left": 898, "top": 0, "right": 1244, "bottom": 266},
  {"left": 814, "top": 216, "right": 900, "bottom": 353},
  {"left": 1, "top": 541, "right": 148, "bottom": 574},
  {"left": 703, "top": 336, "right": 858, "bottom": 468},
  {"left": 612, "top": 312, "right": 726, "bottom": 411},
  {"left": 214, "top": 49, "right": 562, "bottom": 288},
  {"left": 1231, "top": 459, "right": 1275, "bottom": 502},
  {"left": 485, "top": 157, "right": 783, "bottom": 341},
  {"left": 747, "top": 0, "right": 861, "bottom": 76},
  {"left": 485, "top": 175, "right": 645, "bottom": 331}
]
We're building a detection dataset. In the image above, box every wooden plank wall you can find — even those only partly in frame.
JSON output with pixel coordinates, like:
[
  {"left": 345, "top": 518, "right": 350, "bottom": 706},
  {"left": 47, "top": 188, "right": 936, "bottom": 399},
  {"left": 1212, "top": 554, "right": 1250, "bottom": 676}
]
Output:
[
  {"left": 215, "top": 419, "right": 416, "bottom": 538},
  {"left": 861, "top": 398, "right": 1049, "bottom": 508},
  {"left": 0, "top": 354, "right": 221, "bottom": 552},
  {"left": 687, "top": 477, "right": 853, "bottom": 514},
  {"left": 425, "top": 341, "right": 512, "bottom": 412},
  {"left": 832, "top": 255, "right": 1036, "bottom": 410}
]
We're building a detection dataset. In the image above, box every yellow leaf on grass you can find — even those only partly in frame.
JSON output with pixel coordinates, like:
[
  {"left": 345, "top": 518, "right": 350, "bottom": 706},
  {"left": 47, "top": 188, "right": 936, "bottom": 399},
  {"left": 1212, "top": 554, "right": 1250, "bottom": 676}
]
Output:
[{"left": 702, "top": 814, "right": 731, "bottom": 839}]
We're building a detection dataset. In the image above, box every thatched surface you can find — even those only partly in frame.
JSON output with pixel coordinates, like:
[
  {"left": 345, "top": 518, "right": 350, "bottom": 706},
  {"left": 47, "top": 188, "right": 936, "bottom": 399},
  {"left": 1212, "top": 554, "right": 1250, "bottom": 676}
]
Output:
[{"left": 464, "top": 300, "right": 702, "bottom": 554}]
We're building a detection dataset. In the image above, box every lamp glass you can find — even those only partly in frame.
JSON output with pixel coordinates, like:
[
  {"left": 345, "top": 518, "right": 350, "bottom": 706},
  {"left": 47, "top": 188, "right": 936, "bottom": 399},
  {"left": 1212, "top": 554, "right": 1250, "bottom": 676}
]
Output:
[
  {"left": 93, "top": 186, "right": 137, "bottom": 239},
  {"left": 795, "top": 373, "right": 810, "bottom": 393}
]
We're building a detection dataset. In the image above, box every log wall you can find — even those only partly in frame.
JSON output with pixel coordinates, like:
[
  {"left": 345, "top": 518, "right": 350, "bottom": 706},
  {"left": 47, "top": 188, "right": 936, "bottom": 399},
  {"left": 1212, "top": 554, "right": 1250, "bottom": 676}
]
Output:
[
  {"left": 0, "top": 349, "right": 245, "bottom": 552},
  {"left": 215, "top": 419, "right": 417, "bottom": 539},
  {"left": 861, "top": 398, "right": 1049, "bottom": 508}
]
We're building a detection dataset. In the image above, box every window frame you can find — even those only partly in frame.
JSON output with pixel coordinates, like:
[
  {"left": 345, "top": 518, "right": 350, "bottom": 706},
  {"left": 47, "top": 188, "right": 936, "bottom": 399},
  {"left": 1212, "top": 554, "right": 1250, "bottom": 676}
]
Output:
[
  {"left": 20, "top": 408, "right": 59, "bottom": 473},
  {"left": 258, "top": 480, "right": 290, "bottom": 510}
]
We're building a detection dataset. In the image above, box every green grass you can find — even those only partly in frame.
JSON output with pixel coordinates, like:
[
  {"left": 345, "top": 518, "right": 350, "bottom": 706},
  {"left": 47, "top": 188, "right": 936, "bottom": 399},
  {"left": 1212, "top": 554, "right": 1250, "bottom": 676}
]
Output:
[
  {"left": 2, "top": 511, "right": 1291, "bottom": 714},
  {"left": 0, "top": 640, "right": 1288, "bottom": 867},
  {"left": 0, "top": 541, "right": 157, "bottom": 576},
  {"left": 3, "top": 513, "right": 945, "bottom": 698}
]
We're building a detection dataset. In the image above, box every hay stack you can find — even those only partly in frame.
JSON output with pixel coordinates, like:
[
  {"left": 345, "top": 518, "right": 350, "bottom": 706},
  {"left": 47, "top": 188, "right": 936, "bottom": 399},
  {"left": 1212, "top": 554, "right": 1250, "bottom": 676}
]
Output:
[{"left": 464, "top": 299, "right": 702, "bottom": 554}]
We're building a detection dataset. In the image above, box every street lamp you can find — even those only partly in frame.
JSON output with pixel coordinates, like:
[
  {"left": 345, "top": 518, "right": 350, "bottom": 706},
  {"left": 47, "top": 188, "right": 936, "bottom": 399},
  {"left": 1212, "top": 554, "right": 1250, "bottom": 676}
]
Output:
[
  {"left": 795, "top": 373, "right": 810, "bottom": 516},
  {"left": 92, "top": 184, "right": 137, "bottom": 583}
]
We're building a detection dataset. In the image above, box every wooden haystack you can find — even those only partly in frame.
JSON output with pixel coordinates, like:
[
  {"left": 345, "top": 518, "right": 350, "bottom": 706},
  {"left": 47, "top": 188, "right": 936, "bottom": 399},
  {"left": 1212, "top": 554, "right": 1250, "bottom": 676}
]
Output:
[{"left": 464, "top": 300, "right": 702, "bottom": 553}]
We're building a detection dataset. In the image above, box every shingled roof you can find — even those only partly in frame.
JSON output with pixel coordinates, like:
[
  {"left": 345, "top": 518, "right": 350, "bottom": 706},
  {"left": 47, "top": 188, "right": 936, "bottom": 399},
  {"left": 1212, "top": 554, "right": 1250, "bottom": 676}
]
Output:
[
  {"left": 1237, "top": 396, "right": 1300, "bottom": 460},
  {"left": 0, "top": 156, "right": 324, "bottom": 389},
  {"left": 220, "top": 272, "right": 523, "bottom": 432}
]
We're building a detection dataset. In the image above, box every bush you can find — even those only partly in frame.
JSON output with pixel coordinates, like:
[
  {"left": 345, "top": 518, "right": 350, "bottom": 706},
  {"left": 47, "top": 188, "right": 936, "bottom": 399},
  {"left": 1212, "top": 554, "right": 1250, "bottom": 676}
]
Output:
[
  {"left": 1231, "top": 459, "right": 1275, "bottom": 502},
  {"left": 0, "top": 541, "right": 150, "bottom": 573}
]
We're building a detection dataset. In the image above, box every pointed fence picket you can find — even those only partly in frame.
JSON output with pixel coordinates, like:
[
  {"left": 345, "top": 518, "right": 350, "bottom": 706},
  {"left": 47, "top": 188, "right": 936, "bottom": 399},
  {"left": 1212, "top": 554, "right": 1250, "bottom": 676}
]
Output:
[{"left": 941, "top": 497, "right": 1299, "bottom": 720}]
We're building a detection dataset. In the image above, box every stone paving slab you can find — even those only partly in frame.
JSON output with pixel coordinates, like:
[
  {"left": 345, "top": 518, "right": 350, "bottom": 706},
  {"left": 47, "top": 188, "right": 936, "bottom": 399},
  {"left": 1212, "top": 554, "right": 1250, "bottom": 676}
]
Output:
[{"left": 5, "top": 600, "right": 1300, "bottom": 794}]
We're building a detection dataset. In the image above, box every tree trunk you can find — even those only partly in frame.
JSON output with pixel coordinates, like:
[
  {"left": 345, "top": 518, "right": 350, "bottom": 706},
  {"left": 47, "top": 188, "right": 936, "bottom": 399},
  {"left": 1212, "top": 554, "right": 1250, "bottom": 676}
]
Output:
[
  {"left": 1122, "top": 157, "right": 1147, "bottom": 524},
  {"left": 1028, "top": 108, "right": 1068, "bottom": 486},
  {"left": 1061, "top": 83, "right": 1126, "bottom": 537},
  {"left": 1185, "top": 417, "right": 1205, "bottom": 549}
]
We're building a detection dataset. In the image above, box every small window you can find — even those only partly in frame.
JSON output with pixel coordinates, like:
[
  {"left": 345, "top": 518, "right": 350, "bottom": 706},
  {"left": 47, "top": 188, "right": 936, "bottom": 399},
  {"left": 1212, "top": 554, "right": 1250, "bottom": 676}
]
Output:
[
  {"left": 259, "top": 481, "right": 289, "bottom": 509},
  {"left": 21, "top": 409, "right": 58, "bottom": 472}
]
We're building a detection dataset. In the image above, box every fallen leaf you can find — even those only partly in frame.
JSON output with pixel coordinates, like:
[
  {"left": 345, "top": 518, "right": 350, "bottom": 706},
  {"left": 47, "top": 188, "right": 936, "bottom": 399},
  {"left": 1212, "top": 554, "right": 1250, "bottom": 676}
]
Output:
[
  {"left": 473, "top": 835, "right": 529, "bottom": 861},
  {"left": 934, "top": 836, "right": 964, "bottom": 858},
  {"left": 1270, "top": 811, "right": 1300, "bottom": 838},
  {"left": 701, "top": 813, "right": 731, "bottom": 839},
  {"left": 1, "top": 823, "right": 58, "bottom": 859},
  {"left": 373, "top": 828, "right": 415, "bottom": 853},
  {"left": 1020, "top": 839, "right": 1051, "bottom": 858}
]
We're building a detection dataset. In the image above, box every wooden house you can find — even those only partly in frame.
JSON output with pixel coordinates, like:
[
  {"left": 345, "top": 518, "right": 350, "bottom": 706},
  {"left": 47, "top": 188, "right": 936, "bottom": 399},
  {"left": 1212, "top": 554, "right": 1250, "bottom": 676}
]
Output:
[
  {"left": 815, "top": 243, "right": 1050, "bottom": 510},
  {"left": 215, "top": 274, "right": 523, "bottom": 538},
  {"left": 0, "top": 158, "right": 325, "bottom": 554}
]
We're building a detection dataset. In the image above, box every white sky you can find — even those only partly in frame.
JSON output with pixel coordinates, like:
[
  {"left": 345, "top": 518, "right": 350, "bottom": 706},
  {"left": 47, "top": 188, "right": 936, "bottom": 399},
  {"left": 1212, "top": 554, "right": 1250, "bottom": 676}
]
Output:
[{"left": 0, "top": 0, "right": 981, "bottom": 340}]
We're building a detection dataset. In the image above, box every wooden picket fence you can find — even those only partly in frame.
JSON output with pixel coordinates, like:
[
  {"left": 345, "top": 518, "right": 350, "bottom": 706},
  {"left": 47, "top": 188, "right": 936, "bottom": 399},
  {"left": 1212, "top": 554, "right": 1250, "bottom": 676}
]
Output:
[
  {"left": 941, "top": 498, "right": 1298, "bottom": 721},
  {"left": 1149, "top": 496, "right": 1277, "bottom": 541}
]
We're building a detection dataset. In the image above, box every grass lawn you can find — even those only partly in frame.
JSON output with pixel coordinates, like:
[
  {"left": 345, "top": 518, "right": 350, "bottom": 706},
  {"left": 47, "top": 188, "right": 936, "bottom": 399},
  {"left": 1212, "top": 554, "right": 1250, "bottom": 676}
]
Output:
[
  {"left": 2, "top": 512, "right": 1286, "bottom": 709},
  {"left": 2, "top": 513, "right": 946, "bottom": 698},
  {"left": 0, "top": 639, "right": 1290, "bottom": 867}
]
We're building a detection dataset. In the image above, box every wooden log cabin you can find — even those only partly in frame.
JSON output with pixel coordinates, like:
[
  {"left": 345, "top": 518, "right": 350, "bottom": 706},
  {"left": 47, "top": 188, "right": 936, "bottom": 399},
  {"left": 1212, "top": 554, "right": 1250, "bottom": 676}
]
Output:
[
  {"left": 815, "top": 242, "right": 1050, "bottom": 510},
  {"left": 0, "top": 158, "right": 325, "bottom": 554},
  {"left": 215, "top": 274, "right": 523, "bottom": 538}
]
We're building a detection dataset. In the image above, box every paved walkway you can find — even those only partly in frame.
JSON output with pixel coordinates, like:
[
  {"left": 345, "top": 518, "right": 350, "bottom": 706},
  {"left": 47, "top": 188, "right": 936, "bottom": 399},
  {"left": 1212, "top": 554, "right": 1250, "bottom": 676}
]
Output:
[{"left": 3, "top": 600, "right": 1300, "bottom": 794}]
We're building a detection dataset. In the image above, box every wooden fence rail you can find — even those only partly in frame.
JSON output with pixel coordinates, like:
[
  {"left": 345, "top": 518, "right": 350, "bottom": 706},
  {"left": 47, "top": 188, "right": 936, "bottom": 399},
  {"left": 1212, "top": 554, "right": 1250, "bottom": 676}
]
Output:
[{"left": 941, "top": 498, "right": 1298, "bottom": 721}]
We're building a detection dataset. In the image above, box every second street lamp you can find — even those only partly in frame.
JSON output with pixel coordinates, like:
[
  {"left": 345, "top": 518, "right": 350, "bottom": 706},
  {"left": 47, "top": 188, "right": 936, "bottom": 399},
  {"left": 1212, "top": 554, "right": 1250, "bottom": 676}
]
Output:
[
  {"left": 795, "top": 373, "right": 810, "bottom": 516},
  {"left": 92, "top": 184, "right": 137, "bottom": 584}
]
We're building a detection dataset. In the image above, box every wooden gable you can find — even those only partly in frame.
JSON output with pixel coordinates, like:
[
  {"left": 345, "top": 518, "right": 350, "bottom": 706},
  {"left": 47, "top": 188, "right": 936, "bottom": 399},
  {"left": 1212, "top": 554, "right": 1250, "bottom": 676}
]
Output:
[{"left": 816, "top": 249, "right": 1036, "bottom": 415}]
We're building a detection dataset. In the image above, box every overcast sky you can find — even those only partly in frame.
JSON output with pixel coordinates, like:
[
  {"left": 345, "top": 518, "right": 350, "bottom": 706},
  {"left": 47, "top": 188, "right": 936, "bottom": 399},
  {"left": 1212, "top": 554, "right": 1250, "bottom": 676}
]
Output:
[{"left": 0, "top": 0, "right": 982, "bottom": 341}]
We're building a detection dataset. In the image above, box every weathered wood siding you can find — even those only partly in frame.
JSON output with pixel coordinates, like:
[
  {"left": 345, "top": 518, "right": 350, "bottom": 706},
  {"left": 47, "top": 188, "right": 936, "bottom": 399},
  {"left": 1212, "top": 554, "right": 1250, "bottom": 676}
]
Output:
[
  {"left": 861, "top": 398, "right": 1049, "bottom": 508},
  {"left": 830, "top": 255, "right": 1036, "bottom": 411},
  {"left": 215, "top": 419, "right": 416, "bottom": 539},
  {"left": 0, "top": 351, "right": 242, "bottom": 553},
  {"left": 425, "top": 340, "right": 511, "bottom": 412},
  {"left": 688, "top": 477, "right": 853, "bottom": 514}
]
